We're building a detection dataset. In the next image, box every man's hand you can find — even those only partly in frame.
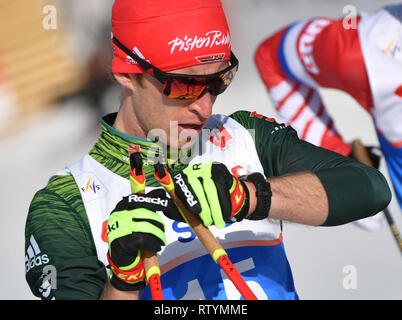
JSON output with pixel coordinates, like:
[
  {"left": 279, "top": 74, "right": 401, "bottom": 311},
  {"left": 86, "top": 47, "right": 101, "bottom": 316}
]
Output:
[
  {"left": 165, "top": 162, "right": 266, "bottom": 228},
  {"left": 107, "top": 189, "right": 176, "bottom": 291},
  {"left": 350, "top": 142, "right": 382, "bottom": 169}
]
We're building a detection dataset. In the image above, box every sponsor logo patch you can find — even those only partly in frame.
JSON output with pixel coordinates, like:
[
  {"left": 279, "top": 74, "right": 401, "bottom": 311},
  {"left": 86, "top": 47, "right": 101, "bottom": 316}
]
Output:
[{"left": 195, "top": 53, "right": 225, "bottom": 63}]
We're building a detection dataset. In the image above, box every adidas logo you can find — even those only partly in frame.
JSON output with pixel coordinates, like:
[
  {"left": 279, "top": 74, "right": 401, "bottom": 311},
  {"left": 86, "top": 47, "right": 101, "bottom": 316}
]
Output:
[{"left": 25, "top": 235, "right": 49, "bottom": 273}]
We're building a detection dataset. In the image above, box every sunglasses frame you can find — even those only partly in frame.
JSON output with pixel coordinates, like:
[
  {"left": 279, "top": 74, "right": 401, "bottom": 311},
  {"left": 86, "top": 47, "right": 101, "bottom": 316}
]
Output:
[{"left": 112, "top": 37, "right": 239, "bottom": 99}]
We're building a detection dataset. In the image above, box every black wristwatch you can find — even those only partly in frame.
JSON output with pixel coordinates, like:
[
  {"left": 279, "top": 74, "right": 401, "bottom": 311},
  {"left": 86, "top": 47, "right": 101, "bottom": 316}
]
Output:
[{"left": 239, "top": 172, "right": 272, "bottom": 220}]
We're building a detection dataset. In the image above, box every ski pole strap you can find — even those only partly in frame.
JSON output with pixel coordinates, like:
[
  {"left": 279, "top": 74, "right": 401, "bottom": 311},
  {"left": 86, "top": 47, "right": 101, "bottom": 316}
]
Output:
[{"left": 107, "top": 253, "right": 145, "bottom": 285}]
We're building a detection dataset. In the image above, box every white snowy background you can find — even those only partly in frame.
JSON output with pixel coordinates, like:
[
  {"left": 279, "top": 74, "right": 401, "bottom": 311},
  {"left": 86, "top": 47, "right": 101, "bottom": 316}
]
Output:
[{"left": 1, "top": 0, "right": 401, "bottom": 299}]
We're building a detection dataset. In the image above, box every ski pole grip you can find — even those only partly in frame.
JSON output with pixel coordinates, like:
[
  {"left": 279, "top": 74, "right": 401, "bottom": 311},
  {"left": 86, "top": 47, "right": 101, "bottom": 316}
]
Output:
[
  {"left": 351, "top": 139, "right": 374, "bottom": 167},
  {"left": 153, "top": 163, "right": 257, "bottom": 300},
  {"left": 129, "top": 150, "right": 163, "bottom": 300},
  {"left": 153, "top": 164, "right": 224, "bottom": 258}
]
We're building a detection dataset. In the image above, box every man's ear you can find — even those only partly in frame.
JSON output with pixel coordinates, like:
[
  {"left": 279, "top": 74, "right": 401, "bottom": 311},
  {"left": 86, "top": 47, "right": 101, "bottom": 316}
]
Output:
[{"left": 113, "top": 73, "right": 136, "bottom": 91}]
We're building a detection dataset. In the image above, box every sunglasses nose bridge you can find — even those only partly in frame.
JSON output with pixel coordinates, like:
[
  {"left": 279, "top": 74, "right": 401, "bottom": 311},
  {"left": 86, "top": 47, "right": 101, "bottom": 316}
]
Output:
[
  {"left": 201, "top": 85, "right": 213, "bottom": 97},
  {"left": 198, "top": 82, "right": 220, "bottom": 99}
]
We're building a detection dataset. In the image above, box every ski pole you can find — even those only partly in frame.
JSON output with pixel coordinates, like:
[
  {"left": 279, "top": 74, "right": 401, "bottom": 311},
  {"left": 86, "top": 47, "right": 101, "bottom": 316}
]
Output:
[
  {"left": 128, "top": 147, "right": 164, "bottom": 299},
  {"left": 351, "top": 139, "right": 402, "bottom": 255},
  {"left": 153, "top": 163, "right": 258, "bottom": 300}
]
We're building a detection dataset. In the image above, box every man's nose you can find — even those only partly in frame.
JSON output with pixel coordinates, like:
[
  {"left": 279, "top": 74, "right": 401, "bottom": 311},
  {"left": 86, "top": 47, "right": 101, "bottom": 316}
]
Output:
[{"left": 188, "top": 91, "right": 215, "bottom": 120}]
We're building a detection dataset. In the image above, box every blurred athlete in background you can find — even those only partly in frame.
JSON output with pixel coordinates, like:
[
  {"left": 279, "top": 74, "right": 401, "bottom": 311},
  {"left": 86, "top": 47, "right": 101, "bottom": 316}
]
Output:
[{"left": 254, "top": 4, "right": 402, "bottom": 218}]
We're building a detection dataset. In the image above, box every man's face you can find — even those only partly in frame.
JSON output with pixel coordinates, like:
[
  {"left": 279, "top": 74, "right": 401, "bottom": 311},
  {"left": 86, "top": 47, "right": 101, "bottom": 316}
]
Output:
[{"left": 128, "top": 61, "right": 229, "bottom": 149}]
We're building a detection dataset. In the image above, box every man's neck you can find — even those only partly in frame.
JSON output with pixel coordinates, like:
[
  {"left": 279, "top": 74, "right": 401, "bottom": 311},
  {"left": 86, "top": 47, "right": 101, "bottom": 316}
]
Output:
[{"left": 113, "top": 97, "right": 147, "bottom": 138}]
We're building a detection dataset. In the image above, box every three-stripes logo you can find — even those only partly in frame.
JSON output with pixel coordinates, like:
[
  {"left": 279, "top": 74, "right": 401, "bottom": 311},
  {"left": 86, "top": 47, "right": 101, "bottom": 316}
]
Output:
[{"left": 25, "top": 235, "right": 49, "bottom": 273}]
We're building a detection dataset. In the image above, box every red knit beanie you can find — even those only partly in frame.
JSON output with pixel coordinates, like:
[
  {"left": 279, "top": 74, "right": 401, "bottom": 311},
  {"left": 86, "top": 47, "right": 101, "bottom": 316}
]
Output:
[{"left": 111, "top": 0, "right": 231, "bottom": 73}]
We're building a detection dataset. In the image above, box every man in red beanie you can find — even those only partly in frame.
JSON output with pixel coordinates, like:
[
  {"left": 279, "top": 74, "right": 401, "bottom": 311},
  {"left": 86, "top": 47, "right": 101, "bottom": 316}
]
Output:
[{"left": 25, "top": 0, "right": 391, "bottom": 300}]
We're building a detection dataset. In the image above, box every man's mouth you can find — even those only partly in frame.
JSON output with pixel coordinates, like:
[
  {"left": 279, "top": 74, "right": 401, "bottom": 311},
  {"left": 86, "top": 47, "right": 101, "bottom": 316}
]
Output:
[
  {"left": 179, "top": 124, "right": 203, "bottom": 130},
  {"left": 178, "top": 123, "right": 204, "bottom": 139}
]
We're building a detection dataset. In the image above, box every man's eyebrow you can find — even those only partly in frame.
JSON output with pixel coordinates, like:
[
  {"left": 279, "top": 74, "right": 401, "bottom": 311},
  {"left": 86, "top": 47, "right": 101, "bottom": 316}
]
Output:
[{"left": 213, "top": 61, "right": 230, "bottom": 73}]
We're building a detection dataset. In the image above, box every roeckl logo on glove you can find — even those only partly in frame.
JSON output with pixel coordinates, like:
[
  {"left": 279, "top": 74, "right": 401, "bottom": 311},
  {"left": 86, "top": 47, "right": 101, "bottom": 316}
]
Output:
[
  {"left": 174, "top": 173, "right": 198, "bottom": 207},
  {"left": 128, "top": 194, "right": 168, "bottom": 207}
]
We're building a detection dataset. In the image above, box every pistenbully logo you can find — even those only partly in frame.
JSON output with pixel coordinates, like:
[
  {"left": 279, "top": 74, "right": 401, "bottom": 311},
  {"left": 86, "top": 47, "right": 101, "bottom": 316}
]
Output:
[
  {"left": 168, "top": 30, "right": 231, "bottom": 55},
  {"left": 25, "top": 235, "right": 49, "bottom": 273}
]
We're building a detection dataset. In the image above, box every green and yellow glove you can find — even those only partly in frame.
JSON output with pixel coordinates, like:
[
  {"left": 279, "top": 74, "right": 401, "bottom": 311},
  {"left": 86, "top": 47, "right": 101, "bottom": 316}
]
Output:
[
  {"left": 107, "top": 189, "right": 177, "bottom": 291},
  {"left": 169, "top": 162, "right": 250, "bottom": 229}
]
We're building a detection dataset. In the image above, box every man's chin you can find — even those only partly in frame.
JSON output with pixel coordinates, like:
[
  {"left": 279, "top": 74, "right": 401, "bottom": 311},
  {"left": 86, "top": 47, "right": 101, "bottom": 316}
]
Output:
[
  {"left": 146, "top": 123, "right": 204, "bottom": 151},
  {"left": 170, "top": 135, "right": 199, "bottom": 150}
]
